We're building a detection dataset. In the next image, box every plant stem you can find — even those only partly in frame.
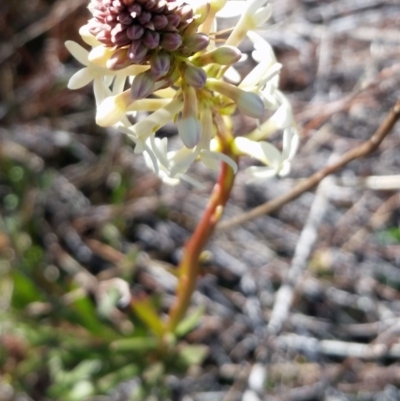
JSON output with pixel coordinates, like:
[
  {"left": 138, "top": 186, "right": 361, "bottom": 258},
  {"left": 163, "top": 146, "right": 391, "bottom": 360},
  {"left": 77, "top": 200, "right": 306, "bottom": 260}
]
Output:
[{"left": 165, "top": 118, "right": 237, "bottom": 333}]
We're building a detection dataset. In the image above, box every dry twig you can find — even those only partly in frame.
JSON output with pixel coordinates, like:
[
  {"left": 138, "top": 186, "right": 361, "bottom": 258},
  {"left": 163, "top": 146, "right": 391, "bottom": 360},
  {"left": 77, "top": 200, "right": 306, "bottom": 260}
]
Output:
[
  {"left": 266, "top": 178, "right": 330, "bottom": 335},
  {"left": 219, "top": 98, "right": 400, "bottom": 231}
]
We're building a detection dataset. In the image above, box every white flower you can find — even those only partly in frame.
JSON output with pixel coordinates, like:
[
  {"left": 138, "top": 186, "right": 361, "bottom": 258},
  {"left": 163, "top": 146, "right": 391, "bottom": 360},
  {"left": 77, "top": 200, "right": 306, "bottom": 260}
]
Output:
[
  {"left": 235, "top": 126, "right": 299, "bottom": 179},
  {"left": 65, "top": 40, "right": 110, "bottom": 105},
  {"left": 224, "top": 0, "right": 272, "bottom": 47},
  {"left": 246, "top": 91, "right": 294, "bottom": 142},
  {"left": 65, "top": 40, "right": 148, "bottom": 106},
  {"left": 65, "top": 0, "right": 297, "bottom": 186}
]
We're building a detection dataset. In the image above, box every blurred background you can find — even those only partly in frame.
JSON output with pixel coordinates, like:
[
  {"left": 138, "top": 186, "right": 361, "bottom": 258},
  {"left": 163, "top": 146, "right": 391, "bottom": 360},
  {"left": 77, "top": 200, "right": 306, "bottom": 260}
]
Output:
[{"left": 2, "top": 0, "right": 400, "bottom": 400}]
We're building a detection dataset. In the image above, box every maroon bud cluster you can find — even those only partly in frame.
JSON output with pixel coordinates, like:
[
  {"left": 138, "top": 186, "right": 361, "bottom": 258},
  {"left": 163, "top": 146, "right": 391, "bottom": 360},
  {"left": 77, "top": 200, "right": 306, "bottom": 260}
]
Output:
[{"left": 88, "top": 0, "right": 196, "bottom": 65}]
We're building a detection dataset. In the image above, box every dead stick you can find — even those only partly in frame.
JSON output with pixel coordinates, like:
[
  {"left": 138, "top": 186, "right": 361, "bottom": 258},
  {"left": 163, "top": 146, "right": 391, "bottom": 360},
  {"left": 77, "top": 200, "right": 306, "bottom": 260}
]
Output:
[{"left": 218, "top": 99, "right": 400, "bottom": 231}]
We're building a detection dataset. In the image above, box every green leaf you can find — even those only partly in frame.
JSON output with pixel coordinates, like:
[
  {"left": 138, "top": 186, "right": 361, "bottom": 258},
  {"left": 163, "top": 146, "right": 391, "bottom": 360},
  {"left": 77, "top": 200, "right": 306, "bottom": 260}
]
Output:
[
  {"left": 111, "top": 337, "right": 159, "bottom": 353},
  {"left": 175, "top": 306, "right": 204, "bottom": 337},
  {"left": 131, "top": 297, "right": 164, "bottom": 337},
  {"left": 177, "top": 344, "right": 208, "bottom": 368},
  {"left": 97, "top": 364, "right": 140, "bottom": 393},
  {"left": 64, "top": 295, "right": 117, "bottom": 340},
  {"left": 11, "top": 270, "right": 45, "bottom": 309}
]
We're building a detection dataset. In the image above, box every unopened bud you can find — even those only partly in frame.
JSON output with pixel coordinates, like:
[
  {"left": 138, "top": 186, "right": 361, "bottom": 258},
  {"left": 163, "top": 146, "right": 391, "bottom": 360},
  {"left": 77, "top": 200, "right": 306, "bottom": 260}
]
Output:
[
  {"left": 160, "top": 33, "right": 182, "bottom": 51},
  {"left": 177, "top": 4, "right": 193, "bottom": 20},
  {"left": 178, "top": 116, "right": 202, "bottom": 149},
  {"left": 194, "top": 46, "right": 242, "bottom": 66},
  {"left": 150, "top": 52, "right": 171, "bottom": 78},
  {"left": 96, "top": 90, "right": 133, "bottom": 127},
  {"left": 130, "top": 70, "right": 155, "bottom": 99},
  {"left": 178, "top": 85, "right": 201, "bottom": 148},
  {"left": 143, "top": 30, "right": 160, "bottom": 50},
  {"left": 128, "top": 40, "right": 148, "bottom": 63},
  {"left": 183, "top": 33, "right": 210, "bottom": 53},
  {"left": 183, "top": 64, "right": 207, "bottom": 89},
  {"left": 207, "top": 79, "right": 264, "bottom": 118},
  {"left": 236, "top": 91, "right": 265, "bottom": 119},
  {"left": 106, "top": 48, "right": 131, "bottom": 70},
  {"left": 127, "top": 25, "right": 144, "bottom": 40},
  {"left": 152, "top": 15, "right": 168, "bottom": 30}
]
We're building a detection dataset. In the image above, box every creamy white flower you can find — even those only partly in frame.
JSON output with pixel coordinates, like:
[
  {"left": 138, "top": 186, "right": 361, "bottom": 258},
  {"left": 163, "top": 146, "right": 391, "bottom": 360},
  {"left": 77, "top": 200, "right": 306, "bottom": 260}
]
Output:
[
  {"left": 66, "top": 0, "right": 297, "bottom": 185},
  {"left": 235, "top": 126, "right": 299, "bottom": 179},
  {"left": 66, "top": 41, "right": 148, "bottom": 105},
  {"left": 65, "top": 40, "right": 110, "bottom": 105},
  {"left": 224, "top": 0, "right": 272, "bottom": 47},
  {"left": 143, "top": 137, "right": 203, "bottom": 187}
]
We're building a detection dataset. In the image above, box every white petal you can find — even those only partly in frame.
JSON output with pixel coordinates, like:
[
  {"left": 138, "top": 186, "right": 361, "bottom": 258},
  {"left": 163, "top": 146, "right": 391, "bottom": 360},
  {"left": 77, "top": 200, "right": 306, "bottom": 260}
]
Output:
[
  {"left": 259, "top": 141, "right": 281, "bottom": 166},
  {"left": 198, "top": 108, "right": 213, "bottom": 148},
  {"left": 68, "top": 68, "right": 93, "bottom": 89},
  {"left": 253, "top": 3, "right": 272, "bottom": 26},
  {"left": 143, "top": 144, "right": 159, "bottom": 176},
  {"left": 178, "top": 173, "right": 206, "bottom": 189},
  {"left": 200, "top": 151, "right": 219, "bottom": 171},
  {"left": 282, "top": 127, "right": 299, "bottom": 160},
  {"left": 160, "top": 175, "right": 180, "bottom": 186},
  {"left": 246, "top": 166, "right": 278, "bottom": 179},
  {"left": 132, "top": 99, "right": 183, "bottom": 139},
  {"left": 169, "top": 148, "right": 198, "bottom": 177},
  {"left": 246, "top": 0, "right": 269, "bottom": 15},
  {"left": 104, "top": 75, "right": 114, "bottom": 88},
  {"left": 224, "top": 66, "right": 241, "bottom": 84},
  {"left": 96, "top": 91, "right": 131, "bottom": 127},
  {"left": 134, "top": 140, "right": 145, "bottom": 153},
  {"left": 247, "top": 31, "right": 276, "bottom": 61},
  {"left": 201, "top": 150, "right": 238, "bottom": 173},
  {"left": 235, "top": 137, "right": 281, "bottom": 166},
  {"left": 243, "top": 63, "right": 282, "bottom": 94},
  {"left": 79, "top": 25, "right": 101, "bottom": 47},
  {"left": 216, "top": 1, "right": 246, "bottom": 18},
  {"left": 93, "top": 78, "right": 110, "bottom": 106},
  {"left": 65, "top": 41, "right": 89, "bottom": 66},
  {"left": 112, "top": 75, "right": 126, "bottom": 95},
  {"left": 270, "top": 101, "right": 292, "bottom": 130},
  {"left": 149, "top": 137, "right": 169, "bottom": 167},
  {"left": 278, "top": 160, "right": 292, "bottom": 177}
]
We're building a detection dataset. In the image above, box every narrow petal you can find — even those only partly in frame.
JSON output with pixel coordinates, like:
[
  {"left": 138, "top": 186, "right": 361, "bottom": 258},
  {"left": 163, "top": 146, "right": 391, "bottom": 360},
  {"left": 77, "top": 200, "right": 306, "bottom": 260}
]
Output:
[
  {"left": 143, "top": 144, "right": 160, "bottom": 176},
  {"left": 282, "top": 127, "right": 300, "bottom": 160},
  {"left": 68, "top": 68, "right": 93, "bottom": 89},
  {"left": 253, "top": 4, "right": 272, "bottom": 26},
  {"left": 79, "top": 25, "right": 101, "bottom": 47},
  {"left": 112, "top": 75, "right": 127, "bottom": 95},
  {"left": 246, "top": 166, "right": 278, "bottom": 179},
  {"left": 65, "top": 41, "right": 89, "bottom": 66},
  {"left": 201, "top": 150, "right": 238, "bottom": 173},
  {"left": 178, "top": 173, "right": 206, "bottom": 189},
  {"left": 216, "top": 1, "right": 246, "bottom": 18},
  {"left": 132, "top": 98, "right": 183, "bottom": 139},
  {"left": 235, "top": 137, "right": 281, "bottom": 166},
  {"left": 96, "top": 90, "right": 132, "bottom": 127},
  {"left": 93, "top": 78, "right": 111, "bottom": 106},
  {"left": 169, "top": 148, "right": 198, "bottom": 176},
  {"left": 150, "top": 137, "right": 169, "bottom": 167}
]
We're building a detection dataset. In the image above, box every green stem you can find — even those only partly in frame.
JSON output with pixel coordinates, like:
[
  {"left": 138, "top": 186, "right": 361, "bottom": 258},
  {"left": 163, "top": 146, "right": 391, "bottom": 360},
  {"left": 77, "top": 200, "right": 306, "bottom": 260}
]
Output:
[{"left": 165, "top": 119, "right": 237, "bottom": 333}]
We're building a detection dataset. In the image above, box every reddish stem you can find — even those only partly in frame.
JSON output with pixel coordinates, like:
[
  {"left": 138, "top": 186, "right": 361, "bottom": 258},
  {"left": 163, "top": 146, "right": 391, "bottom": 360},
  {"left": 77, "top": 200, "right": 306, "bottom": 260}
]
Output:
[{"left": 166, "top": 136, "right": 237, "bottom": 332}]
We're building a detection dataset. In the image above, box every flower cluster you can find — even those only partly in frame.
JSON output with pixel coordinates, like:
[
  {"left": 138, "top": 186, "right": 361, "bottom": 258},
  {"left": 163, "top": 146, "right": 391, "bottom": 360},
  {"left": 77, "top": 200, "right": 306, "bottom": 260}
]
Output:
[{"left": 66, "top": 0, "right": 298, "bottom": 185}]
